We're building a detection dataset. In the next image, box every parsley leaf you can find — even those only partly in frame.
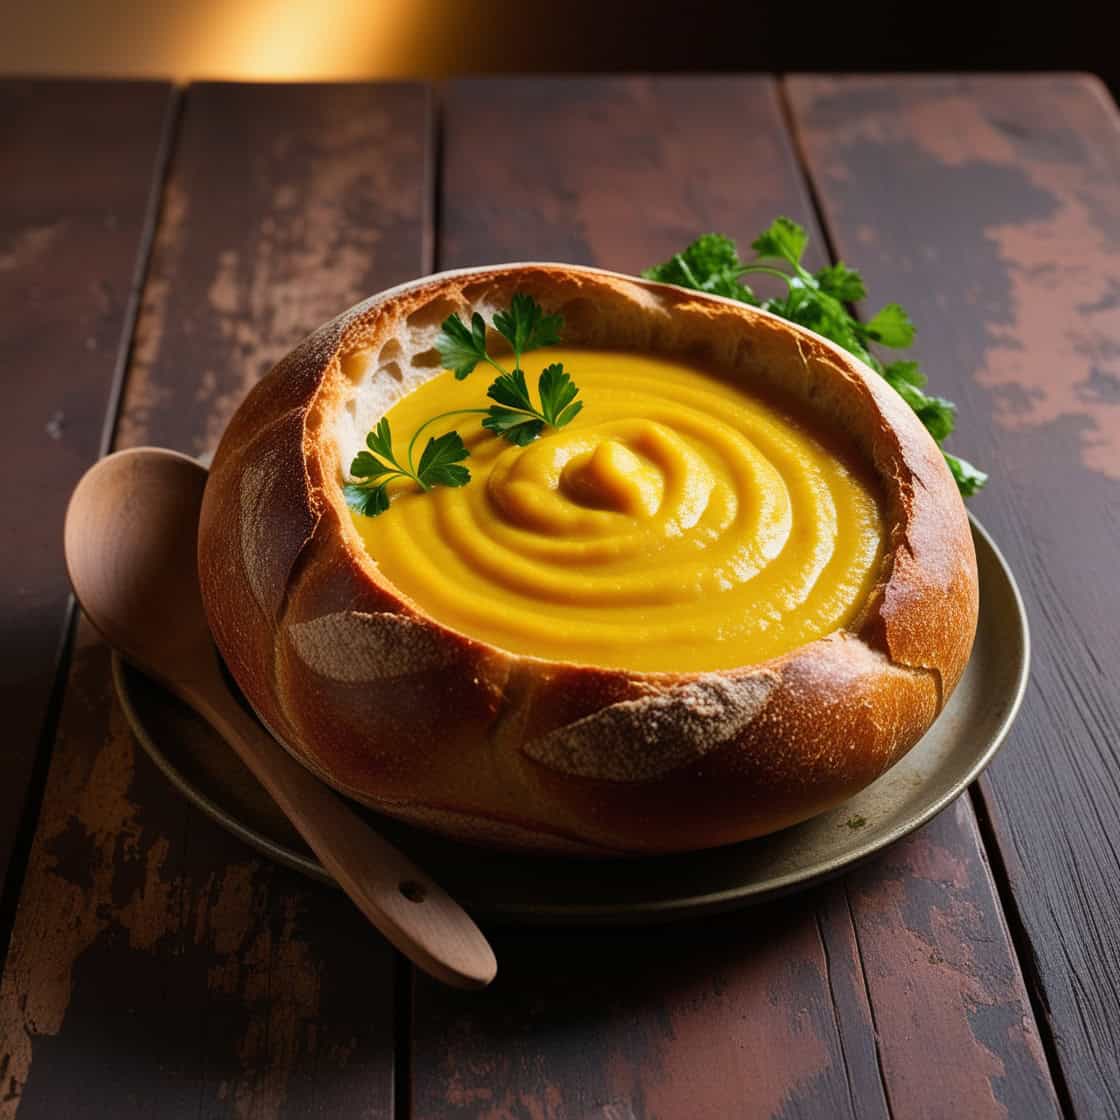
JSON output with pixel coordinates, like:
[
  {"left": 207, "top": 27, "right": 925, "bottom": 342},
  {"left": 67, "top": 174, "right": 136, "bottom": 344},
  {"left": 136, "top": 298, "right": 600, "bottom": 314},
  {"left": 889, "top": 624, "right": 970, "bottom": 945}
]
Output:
[
  {"left": 366, "top": 416, "right": 394, "bottom": 459},
  {"left": 815, "top": 261, "right": 866, "bottom": 302},
  {"left": 945, "top": 452, "right": 989, "bottom": 497},
  {"left": 487, "top": 366, "right": 534, "bottom": 412},
  {"left": 345, "top": 415, "right": 471, "bottom": 516},
  {"left": 890, "top": 380, "right": 956, "bottom": 441},
  {"left": 482, "top": 408, "right": 545, "bottom": 445},
  {"left": 882, "top": 359, "right": 925, "bottom": 387},
  {"left": 861, "top": 303, "right": 916, "bottom": 348},
  {"left": 642, "top": 234, "right": 757, "bottom": 303},
  {"left": 437, "top": 310, "right": 489, "bottom": 379},
  {"left": 774, "top": 286, "right": 871, "bottom": 362},
  {"left": 349, "top": 450, "right": 396, "bottom": 479},
  {"left": 493, "top": 292, "right": 563, "bottom": 366},
  {"left": 416, "top": 431, "right": 471, "bottom": 489},
  {"left": 483, "top": 361, "right": 583, "bottom": 444},
  {"left": 539, "top": 363, "right": 583, "bottom": 427},
  {"left": 644, "top": 220, "right": 986, "bottom": 496},
  {"left": 882, "top": 360, "right": 954, "bottom": 438},
  {"left": 343, "top": 481, "right": 390, "bottom": 517},
  {"left": 350, "top": 418, "right": 406, "bottom": 482},
  {"left": 751, "top": 217, "right": 809, "bottom": 267}
]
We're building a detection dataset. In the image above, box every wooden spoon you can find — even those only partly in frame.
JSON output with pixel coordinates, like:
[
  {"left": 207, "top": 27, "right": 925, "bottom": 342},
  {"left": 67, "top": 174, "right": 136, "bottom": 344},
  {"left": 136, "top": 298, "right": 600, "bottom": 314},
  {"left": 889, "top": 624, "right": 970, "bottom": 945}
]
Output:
[{"left": 64, "top": 446, "right": 497, "bottom": 990}]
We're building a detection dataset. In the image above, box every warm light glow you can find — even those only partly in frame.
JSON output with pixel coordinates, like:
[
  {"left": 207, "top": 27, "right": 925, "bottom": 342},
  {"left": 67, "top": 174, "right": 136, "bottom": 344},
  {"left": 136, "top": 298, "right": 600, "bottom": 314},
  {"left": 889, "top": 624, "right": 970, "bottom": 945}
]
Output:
[
  {"left": 1, "top": 0, "right": 442, "bottom": 80},
  {"left": 191, "top": 0, "right": 416, "bottom": 80}
]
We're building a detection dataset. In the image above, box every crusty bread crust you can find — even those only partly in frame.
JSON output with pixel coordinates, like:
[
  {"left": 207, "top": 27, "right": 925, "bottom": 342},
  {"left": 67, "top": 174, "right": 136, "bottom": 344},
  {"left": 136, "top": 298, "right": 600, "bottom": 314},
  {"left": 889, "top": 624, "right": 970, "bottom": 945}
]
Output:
[{"left": 198, "top": 265, "right": 978, "bottom": 854}]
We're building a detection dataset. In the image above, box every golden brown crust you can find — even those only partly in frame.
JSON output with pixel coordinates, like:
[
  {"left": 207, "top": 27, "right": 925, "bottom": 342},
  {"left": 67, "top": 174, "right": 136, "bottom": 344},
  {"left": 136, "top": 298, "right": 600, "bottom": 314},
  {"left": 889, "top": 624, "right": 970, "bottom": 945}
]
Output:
[{"left": 198, "top": 264, "right": 978, "bottom": 854}]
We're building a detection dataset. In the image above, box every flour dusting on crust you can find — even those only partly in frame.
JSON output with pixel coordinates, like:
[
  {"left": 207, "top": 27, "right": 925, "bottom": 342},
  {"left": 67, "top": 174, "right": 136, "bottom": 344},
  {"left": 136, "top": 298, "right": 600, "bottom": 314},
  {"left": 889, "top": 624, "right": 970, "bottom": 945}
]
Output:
[
  {"left": 239, "top": 444, "right": 289, "bottom": 618},
  {"left": 288, "top": 610, "right": 456, "bottom": 681},
  {"left": 523, "top": 672, "right": 779, "bottom": 782}
]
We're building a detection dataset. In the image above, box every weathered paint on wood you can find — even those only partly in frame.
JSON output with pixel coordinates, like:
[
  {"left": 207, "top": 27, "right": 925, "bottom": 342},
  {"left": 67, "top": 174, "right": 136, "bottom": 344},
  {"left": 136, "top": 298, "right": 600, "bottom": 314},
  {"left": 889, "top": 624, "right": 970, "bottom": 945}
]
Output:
[
  {"left": 117, "top": 80, "right": 432, "bottom": 455},
  {"left": 427, "top": 75, "right": 875, "bottom": 1120},
  {"left": 413, "top": 804, "right": 1056, "bottom": 1120},
  {"left": 847, "top": 799, "right": 1056, "bottom": 1118},
  {"left": 0, "top": 73, "right": 1091, "bottom": 1118},
  {"left": 0, "top": 633, "right": 398, "bottom": 1120},
  {"left": 0, "top": 78, "right": 173, "bottom": 900},
  {"left": 440, "top": 76, "right": 813, "bottom": 275},
  {"left": 0, "top": 80, "right": 434, "bottom": 1118},
  {"left": 788, "top": 71, "right": 1120, "bottom": 1118},
  {"left": 415, "top": 896, "right": 871, "bottom": 1120},
  {"left": 417, "top": 75, "right": 1059, "bottom": 1119}
]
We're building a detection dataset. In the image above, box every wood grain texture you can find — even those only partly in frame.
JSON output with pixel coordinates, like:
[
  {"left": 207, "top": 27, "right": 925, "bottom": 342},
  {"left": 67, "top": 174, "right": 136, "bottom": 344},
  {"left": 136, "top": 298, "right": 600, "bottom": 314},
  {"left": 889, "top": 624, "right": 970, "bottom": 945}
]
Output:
[
  {"left": 414, "top": 895, "right": 872, "bottom": 1120},
  {"left": 440, "top": 76, "right": 800, "bottom": 273},
  {"left": 847, "top": 800, "right": 1056, "bottom": 1119},
  {"left": 117, "top": 81, "right": 432, "bottom": 455},
  {"left": 0, "top": 632, "right": 397, "bottom": 1120},
  {"left": 416, "top": 75, "right": 1058, "bottom": 1119},
  {"left": 0, "top": 80, "right": 434, "bottom": 1118},
  {"left": 0, "top": 78, "right": 172, "bottom": 899},
  {"left": 787, "top": 71, "right": 1120, "bottom": 1118}
]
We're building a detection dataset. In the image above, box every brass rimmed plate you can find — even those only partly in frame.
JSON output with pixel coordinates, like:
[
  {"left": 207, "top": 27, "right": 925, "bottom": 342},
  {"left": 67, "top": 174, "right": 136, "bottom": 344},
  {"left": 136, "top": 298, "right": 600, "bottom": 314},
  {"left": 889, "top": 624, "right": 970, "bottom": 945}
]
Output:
[{"left": 113, "top": 515, "right": 1027, "bottom": 925}]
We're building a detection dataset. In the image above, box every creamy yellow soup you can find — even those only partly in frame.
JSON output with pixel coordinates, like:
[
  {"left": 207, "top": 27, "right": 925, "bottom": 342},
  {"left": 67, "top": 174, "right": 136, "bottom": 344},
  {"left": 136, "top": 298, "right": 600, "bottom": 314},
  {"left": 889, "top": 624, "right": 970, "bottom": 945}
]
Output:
[{"left": 350, "top": 347, "right": 884, "bottom": 672}]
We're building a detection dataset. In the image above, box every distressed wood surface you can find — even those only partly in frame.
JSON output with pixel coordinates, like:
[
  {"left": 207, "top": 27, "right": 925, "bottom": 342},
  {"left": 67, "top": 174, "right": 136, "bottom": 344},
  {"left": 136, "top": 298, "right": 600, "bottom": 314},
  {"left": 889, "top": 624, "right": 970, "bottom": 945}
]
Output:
[
  {"left": 1, "top": 73, "right": 1103, "bottom": 1118},
  {"left": 787, "top": 72, "right": 1120, "bottom": 1117},
  {"left": 412, "top": 75, "right": 1058, "bottom": 1120},
  {"left": 413, "top": 803, "right": 1051, "bottom": 1120},
  {"left": 0, "top": 78, "right": 173, "bottom": 903},
  {"left": 0, "top": 81, "right": 434, "bottom": 1118}
]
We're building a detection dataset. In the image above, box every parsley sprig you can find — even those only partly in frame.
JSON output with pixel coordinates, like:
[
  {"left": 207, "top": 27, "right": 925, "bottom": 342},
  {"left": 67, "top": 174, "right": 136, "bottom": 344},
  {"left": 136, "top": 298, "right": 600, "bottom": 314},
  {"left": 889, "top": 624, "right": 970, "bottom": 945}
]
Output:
[
  {"left": 436, "top": 292, "right": 563, "bottom": 380},
  {"left": 343, "top": 415, "right": 473, "bottom": 516},
  {"left": 644, "top": 219, "right": 987, "bottom": 496},
  {"left": 483, "top": 363, "right": 584, "bottom": 445},
  {"left": 345, "top": 294, "right": 583, "bottom": 517},
  {"left": 436, "top": 292, "right": 582, "bottom": 446}
]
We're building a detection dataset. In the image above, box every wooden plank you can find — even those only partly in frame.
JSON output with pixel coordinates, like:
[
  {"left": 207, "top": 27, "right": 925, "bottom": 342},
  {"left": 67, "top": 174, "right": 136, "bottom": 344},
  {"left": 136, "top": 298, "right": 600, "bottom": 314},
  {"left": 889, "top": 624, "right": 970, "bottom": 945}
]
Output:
[
  {"left": 0, "top": 81, "right": 433, "bottom": 1118},
  {"left": 415, "top": 74, "right": 1057, "bottom": 1118},
  {"left": 414, "top": 892, "right": 868, "bottom": 1120},
  {"left": 440, "top": 75, "right": 800, "bottom": 273},
  {"left": 0, "top": 78, "right": 173, "bottom": 904},
  {"left": 426, "top": 76, "right": 873, "bottom": 1120},
  {"left": 414, "top": 818, "right": 1051, "bottom": 1120},
  {"left": 848, "top": 799, "right": 1058, "bottom": 1119},
  {"left": 787, "top": 71, "right": 1120, "bottom": 1117},
  {"left": 117, "top": 81, "right": 433, "bottom": 453}
]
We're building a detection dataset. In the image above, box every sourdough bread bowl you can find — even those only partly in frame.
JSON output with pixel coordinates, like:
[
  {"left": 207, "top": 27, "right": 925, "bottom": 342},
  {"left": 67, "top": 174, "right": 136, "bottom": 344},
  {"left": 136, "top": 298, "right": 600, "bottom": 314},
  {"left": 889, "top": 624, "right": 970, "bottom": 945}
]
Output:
[{"left": 197, "top": 264, "right": 978, "bottom": 856}]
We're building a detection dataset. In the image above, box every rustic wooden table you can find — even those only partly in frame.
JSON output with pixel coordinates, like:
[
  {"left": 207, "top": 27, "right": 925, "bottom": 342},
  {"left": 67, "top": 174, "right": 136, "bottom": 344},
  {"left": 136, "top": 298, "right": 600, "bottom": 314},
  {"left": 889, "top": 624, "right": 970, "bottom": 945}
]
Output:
[{"left": 1, "top": 73, "right": 1118, "bottom": 1119}]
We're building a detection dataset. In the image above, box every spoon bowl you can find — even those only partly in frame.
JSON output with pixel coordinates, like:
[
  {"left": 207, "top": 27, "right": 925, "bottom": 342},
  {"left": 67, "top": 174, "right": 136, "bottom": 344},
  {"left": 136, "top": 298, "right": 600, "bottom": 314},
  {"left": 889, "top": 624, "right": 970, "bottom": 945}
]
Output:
[
  {"left": 65, "top": 447, "right": 213, "bottom": 677},
  {"left": 65, "top": 447, "right": 497, "bottom": 990}
]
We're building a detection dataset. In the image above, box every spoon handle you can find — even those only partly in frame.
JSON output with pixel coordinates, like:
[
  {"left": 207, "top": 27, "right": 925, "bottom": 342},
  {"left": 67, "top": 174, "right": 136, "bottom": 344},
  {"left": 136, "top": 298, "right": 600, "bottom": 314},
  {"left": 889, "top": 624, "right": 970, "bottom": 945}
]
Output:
[{"left": 189, "top": 674, "right": 497, "bottom": 990}]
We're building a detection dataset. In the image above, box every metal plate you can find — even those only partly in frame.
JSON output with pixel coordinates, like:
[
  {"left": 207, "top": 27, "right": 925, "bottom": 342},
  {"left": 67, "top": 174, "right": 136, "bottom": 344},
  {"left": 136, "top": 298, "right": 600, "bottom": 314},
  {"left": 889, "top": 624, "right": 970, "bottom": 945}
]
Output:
[{"left": 113, "top": 514, "right": 1028, "bottom": 926}]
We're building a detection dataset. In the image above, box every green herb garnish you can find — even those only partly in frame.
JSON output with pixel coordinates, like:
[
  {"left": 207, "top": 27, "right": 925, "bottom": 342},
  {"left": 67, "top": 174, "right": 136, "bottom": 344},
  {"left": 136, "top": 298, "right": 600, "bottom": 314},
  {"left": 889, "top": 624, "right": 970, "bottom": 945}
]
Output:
[
  {"left": 493, "top": 293, "right": 565, "bottom": 367},
  {"left": 438, "top": 293, "right": 581, "bottom": 447},
  {"left": 644, "top": 219, "right": 986, "bottom": 496},
  {"left": 438, "top": 293, "right": 579, "bottom": 445},
  {"left": 343, "top": 416, "right": 471, "bottom": 516},
  {"left": 482, "top": 362, "right": 583, "bottom": 446},
  {"left": 435, "top": 292, "right": 563, "bottom": 381},
  {"left": 348, "top": 294, "right": 581, "bottom": 517},
  {"left": 434, "top": 311, "right": 490, "bottom": 379}
]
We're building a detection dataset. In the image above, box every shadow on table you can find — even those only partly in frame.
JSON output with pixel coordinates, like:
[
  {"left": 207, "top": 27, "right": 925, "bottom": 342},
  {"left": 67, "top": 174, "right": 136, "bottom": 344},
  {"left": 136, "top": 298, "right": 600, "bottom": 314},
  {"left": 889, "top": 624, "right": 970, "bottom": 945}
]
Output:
[{"left": 410, "top": 884, "right": 857, "bottom": 1117}]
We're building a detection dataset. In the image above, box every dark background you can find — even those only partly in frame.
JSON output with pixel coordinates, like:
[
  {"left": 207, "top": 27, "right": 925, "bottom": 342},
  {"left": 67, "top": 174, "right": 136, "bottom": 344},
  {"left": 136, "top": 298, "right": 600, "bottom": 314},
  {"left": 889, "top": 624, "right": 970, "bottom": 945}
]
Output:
[
  {"left": 2, "top": 0, "right": 1114, "bottom": 95},
  {"left": 431, "top": 0, "right": 1113, "bottom": 91}
]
